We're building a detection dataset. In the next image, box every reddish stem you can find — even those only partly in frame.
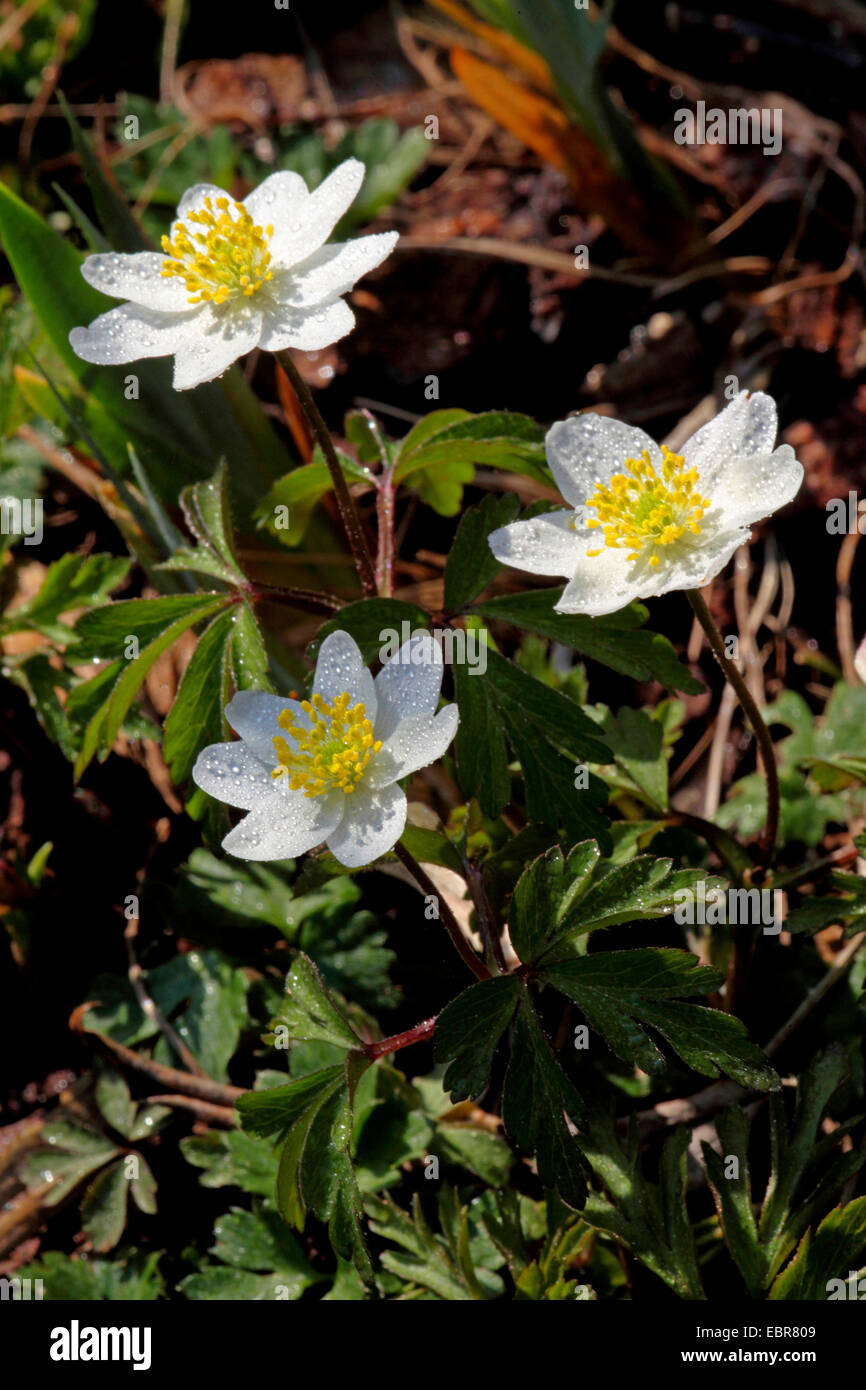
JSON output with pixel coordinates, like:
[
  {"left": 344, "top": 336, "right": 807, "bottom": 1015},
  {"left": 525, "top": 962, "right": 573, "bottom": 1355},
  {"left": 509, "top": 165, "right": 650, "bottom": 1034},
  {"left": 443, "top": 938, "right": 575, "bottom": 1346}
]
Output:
[{"left": 365, "top": 1016, "right": 437, "bottom": 1060}]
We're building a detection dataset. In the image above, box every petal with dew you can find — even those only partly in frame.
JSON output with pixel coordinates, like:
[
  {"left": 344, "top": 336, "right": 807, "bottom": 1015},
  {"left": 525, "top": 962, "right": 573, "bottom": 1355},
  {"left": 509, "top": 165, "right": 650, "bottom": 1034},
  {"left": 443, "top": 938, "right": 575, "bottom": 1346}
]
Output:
[
  {"left": 489, "top": 509, "right": 584, "bottom": 579},
  {"left": 268, "top": 159, "right": 365, "bottom": 268},
  {"left": 69, "top": 302, "right": 200, "bottom": 366},
  {"left": 368, "top": 705, "right": 459, "bottom": 788},
  {"left": 192, "top": 741, "right": 276, "bottom": 810},
  {"left": 279, "top": 233, "right": 398, "bottom": 309},
  {"left": 171, "top": 305, "right": 263, "bottom": 390},
  {"left": 313, "top": 630, "right": 377, "bottom": 715},
  {"left": 683, "top": 391, "right": 780, "bottom": 485},
  {"left": 242, "top": 169, "right": 310, "bottom": 232},
  {"left": 225, "top": 690, "right": 311, "bottom": 766},
  {"left": 546, "top": 415, "right": 658, "bottom": 507},
  {"left": 222, "top": 788, "right": 344, "bottom": 861},
  {"left": 374, "top": 631, "right": 443, "bottom": 743},
  {"left": 326, "top": 783, "right": 407, "bottom": 868},
  {"left": 710, "top": 446, "right": 803, "bottom": 530},
  {"left": 81, "top": 251, "right": 192, "bottom": 312},
  {"left": 258, "top": 298, "right": 355, "bottom": 354}
]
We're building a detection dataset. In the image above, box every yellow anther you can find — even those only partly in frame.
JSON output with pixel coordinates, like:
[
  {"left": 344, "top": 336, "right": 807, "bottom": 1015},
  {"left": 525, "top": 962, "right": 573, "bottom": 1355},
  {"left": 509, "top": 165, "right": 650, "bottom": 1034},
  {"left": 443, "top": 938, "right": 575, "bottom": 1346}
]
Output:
[
  {"left": 580, "top": 445, "right": 711, "bottom": 569},
  {"left": 160, "top": 197, "right": 274, "bottom": 306},
  {"left": 270, "top": 692, "right": 382, "bottom": 798}
]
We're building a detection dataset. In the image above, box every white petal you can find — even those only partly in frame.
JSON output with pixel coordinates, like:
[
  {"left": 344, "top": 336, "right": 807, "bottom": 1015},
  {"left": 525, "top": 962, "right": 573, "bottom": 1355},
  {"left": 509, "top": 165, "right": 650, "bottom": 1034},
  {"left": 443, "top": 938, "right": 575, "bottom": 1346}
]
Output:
[
  {"left": 192, "top": 741, "right": 275, "bottom": 809},
  {"left": 546, "top": 415, "right": 657, "bottom": 506},
  {"left": 268, "top": 159, "right": 365, "bottom": 268},
  {"left": 258, "top": 298, "right": 355, "bottom": 353},
  {"left": 368, "top": 705, "right": 459, "bottom": 788},
  {"left": 222, "top": 789, "right": 344, "bottom": 861},
  {"left": 652, "top": 530, "right": 747, "bottom": 594},
  {"left": 242, "top": 169, "right": 310, "bottom": 231},
  {"left": 554, "top": 544, "right": 644, "bottom": 617},
  {"left": 171, "top": 303, "right": 263, "bottom": 390},
  {"left": 710, "top": 446, "right": 803, "bottom": 529},
  {"left": 276, "top": 233, "right": 398, "bottom": 308},
  {"left": 177, "top": 183, "right": 230, "bottom": 219},
  {"left": 225, "top": 690, "right": 310, "bottom": 766},
  {"left": 81, "top": 252, "right": 191, "bottom": 311},
  {"left": 69, "top": 302, "right": 199, "bottom": 366},
  {"left": 374, "top": 632, "right": 444, "bottom": 742},
  {"left": 313, "top": 630, "right": 377, "bottom": 716},
  {"left": 684, "top": 391, "right": 780, "bottom": 484},
  {"left": 325, "top": 783, "right": 407, "bottom": 868},
  {"left": 489, "top": 510, "right": 583, "bottom": 578}
]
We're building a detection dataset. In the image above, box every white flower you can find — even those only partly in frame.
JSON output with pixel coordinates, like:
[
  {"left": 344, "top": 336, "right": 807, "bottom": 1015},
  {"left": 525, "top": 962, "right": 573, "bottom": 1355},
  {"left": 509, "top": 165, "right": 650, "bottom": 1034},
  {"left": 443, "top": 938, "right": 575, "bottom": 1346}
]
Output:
[
  {"left": 192, "top": 630, "right": 458, "bottom": 869},
  {"left": 488, "top": 391, "right": 803, "bottom": 617},
  {"left": 69, "top": 159, "right": 397, "bottom": 391}
]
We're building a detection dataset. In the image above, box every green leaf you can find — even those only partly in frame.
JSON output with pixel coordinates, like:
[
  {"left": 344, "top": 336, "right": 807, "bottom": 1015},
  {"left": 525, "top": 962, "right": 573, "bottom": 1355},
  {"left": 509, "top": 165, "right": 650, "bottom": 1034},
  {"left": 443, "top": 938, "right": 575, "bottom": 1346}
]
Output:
[
  {"left": 453, "top": 659, "right": 511, "bottom": 817},
  {"left": 163, "top": 607, "right": 234, "bottom": 784},
  {"left": 542, "top": 949, "right": 778, "bottom": 1089},
  {"left": 473, "top": 589, "right": 702, "bottom": 691},
  {"left": 701, "top": 1107, "right": 765, "bottom": 1296},
  {"left": 181, "top": 1130, "right": 279, "bottom": 1197},
  {"left": 444, "top": 492, "right": 521, "bottom": 612},
  {"left": 61, "top": 93, "right": 145, "bottom": 253},
  {"left": 270, "top": 952, "right": 362, "bottom": 1050},
  {"left": 510, "top": 842, "right": 714, "bottom": 964},
  {"left": 579, "top": 1106, "right": 705, "bottom": 1298},
  {"left": 14, "top": 1249, "right": 164, "bottom": 1301},
  {"left": 181, "top": 1203, "right": 322, "bottom": 1301},
  {"left": 73, "top": 594, "right": 230, "bottom": 776},
  {"left": 508, "top": 842, "right": 600, "bottom": 965},
  {"left": 502, "top": 993, "right": 588, "bottom": 1208},
  {"left": 240, "top": 1054, "right": 374, "bottom": 1284},
  {"left": 0, "top": 553, "right": 130, "bottom": 643},
  {"left": 257, "top": 450, "right": 373, "bottom": 547},
  {"left": 308, "top": 597, "right": 429, "bottom": 666},
  {"left": 434, "top": 975, "right": 522, "bottom": 1102},
  {"left": 589, "top": 706, "right": 669, "bottom": 812},
  {"left": 94, "top": 1069, "right": 137, "bottom": 1140},
  {"left": 769, "top": 1199, "right": 866, "bottom": 1300},
  {"left": 84, "top": 950, "right": 249, "bottom": 1082},
  {"left": 79, "top": 1160, "right": 130, "bottom": 1252}
]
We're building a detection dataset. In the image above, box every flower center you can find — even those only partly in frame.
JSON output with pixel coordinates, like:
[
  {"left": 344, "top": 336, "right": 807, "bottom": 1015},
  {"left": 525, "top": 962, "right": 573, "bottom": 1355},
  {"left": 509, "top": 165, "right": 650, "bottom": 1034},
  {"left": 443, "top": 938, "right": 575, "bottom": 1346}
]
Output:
[
  {"left": 582, "top": 445, "right": 712, "bottom": 568},
  {"left": 271, "top": 692, "right": 382, "bottom": 798},
  {"left": 160, "top": 196, "right": 274, "bottom": 306}
]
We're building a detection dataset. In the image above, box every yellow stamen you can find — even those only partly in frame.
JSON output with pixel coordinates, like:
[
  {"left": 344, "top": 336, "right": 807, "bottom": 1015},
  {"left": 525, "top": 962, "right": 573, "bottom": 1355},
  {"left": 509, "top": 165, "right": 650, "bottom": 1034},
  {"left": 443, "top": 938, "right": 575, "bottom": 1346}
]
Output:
[
  {"left": 270, "top": 691, "right": 382, "bottom": 798},
  {"left": 160, "top": 196, "right": 275, "bottom": 306},
  {"left": 580, "top": 445, "right": 711, "bottom": 569}
]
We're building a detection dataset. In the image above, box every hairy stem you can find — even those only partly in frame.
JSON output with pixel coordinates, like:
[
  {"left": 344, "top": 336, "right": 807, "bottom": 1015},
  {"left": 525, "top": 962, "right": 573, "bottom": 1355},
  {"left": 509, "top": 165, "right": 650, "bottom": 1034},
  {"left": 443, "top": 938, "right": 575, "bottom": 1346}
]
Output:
[
  {"left": 276, "top": 350, "right": 378, "bottom": 597},
  {"left": 394, "top": 841, "right": 490, "bottom": 981},
  {"left": 365, "top": 1016, "right": 437, "bottom": 1060}
]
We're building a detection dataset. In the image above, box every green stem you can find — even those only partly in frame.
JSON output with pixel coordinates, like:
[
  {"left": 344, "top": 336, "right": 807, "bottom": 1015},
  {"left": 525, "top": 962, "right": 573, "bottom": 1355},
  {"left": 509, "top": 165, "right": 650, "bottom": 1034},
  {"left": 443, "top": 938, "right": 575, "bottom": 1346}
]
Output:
[
  {"left": 687, "top": 588, "right": 780, "bottom": 873},
  {"left": 276, "top": 350, "right": 378, "bottom": 598}
]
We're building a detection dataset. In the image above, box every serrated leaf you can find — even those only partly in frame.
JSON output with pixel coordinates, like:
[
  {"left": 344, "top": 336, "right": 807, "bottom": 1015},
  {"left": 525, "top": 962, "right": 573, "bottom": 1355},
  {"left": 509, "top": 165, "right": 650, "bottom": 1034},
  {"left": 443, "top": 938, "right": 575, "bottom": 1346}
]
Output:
[
  {"left": 502, "top": 993, "right": 588, "bottom": 1208},
  {"left": 769, "top": 1199, "right": 866, "bottom": 1300},
  {"left": 272, "top": 953, "right": 362, "bottom": 1050},
  {"left": 474, "top": 589, "right": 702, "bottom": 691},
  {"left": 542, "top": 950, "right": 777, "bottom": 1088},
  {"left": 444, "top": 492, "right": 521, "bottom": 611},
  {"left": 434, "top": 975, "right": 522, "bottom": 1102},
  {"left": 163, "top": 607, "right": 234, "bottom": 783}
]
